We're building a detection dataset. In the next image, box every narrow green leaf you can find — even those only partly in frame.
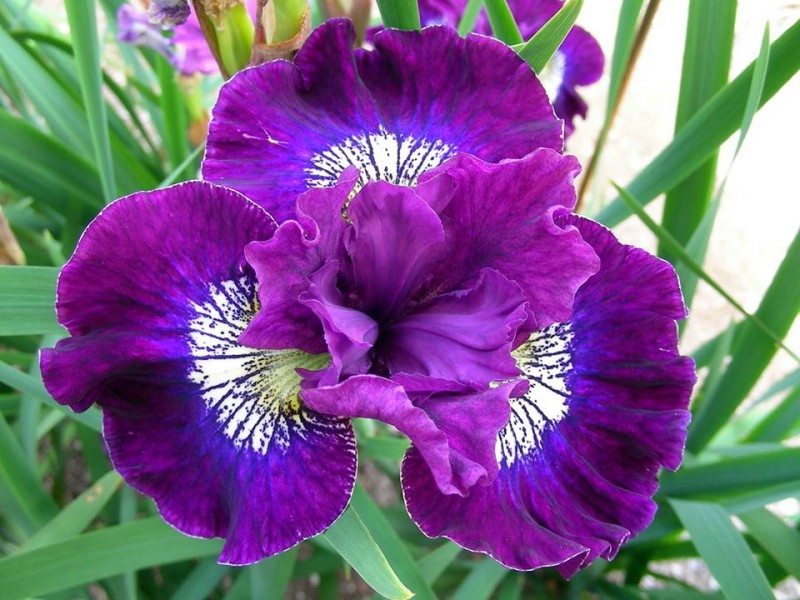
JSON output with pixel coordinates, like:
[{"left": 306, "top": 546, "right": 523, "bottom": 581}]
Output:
[
  {"left": 745, "top": 385, "right": 800, "bottom": 442},
  {"left": 156, "top": 55, "right": 189, "bottom": 176},
  {"left": 457, "top": 0, "right": 485, "bottom": 36},
  {"left": 614, "top": 184, "right": 798, "bottom": 364},
  {"left": 0, "top": 25, "right": 90, "bottom": 154},
  {"left": 484, "top": 0, "right": 523, "bottom": 44},
  {"left": 248, "top": 546, "right": 298, "bottom": 600},
  {"left": 677, "top": 24, "right": 769, "bottom": 311},
  {"left": 688, "top": 320, "right": 735, "bottom": 420},
  {"left": 740, "top": 508, "right": 800, "bottom": 581},
  {"left": 159, "top": 143, "right": 205, "bottom": 188},
  {"left": 350, "top": 484, "right": 437, "bottom": 600},
  {"left": 418, "top": 542, "right": 462, "bottom": 584},
  {"left": 452, "top": 559, "right": 508, "bottom": 600},
  {"left": 375, "top": 0, "right": 421, "bottom": 30},
  {"left": 0, "top": 411, "right": 59, "bottom": 536},
  {"left": 64, "top": 0, "right": 116, "bottom": 202},
  {"left": 659, "top": 0, "right": 735, "bottom": 264},
  {"left": 22, "top": 471, "right": 122, "bottom": 552},
  {"left": 517, "top": 0, "right": 582, "bottom": 73},
  {"left": 171, "top": 557, "right": 229, "bottom": 600},
  {"left": 321, "top": 506, "right": 413, "bottom": 600},
  {"left": 670, "top": 500, "right": 774, "bottom": 600},
  {"left": 605, "top": 0, "right": 646, "bottom": 116},
  {"left": 660, "top": 446, "right": 800, "bottom": 498},
  {"left": 688, "top": 225, "right": 800, "bottom": 451},
  {"left": 0, "top": 266, "right": 63, "bottom": 336},
  {"left": 0, "top": 360, "right": 103, "bottom": 432},
  {"left": 0, "top": 111, "right": 102, "bottom": 209},
  {"left": 596, "top": 19, "right": 800, "bottom": 227},
  {"left": 0, "top": 518, "right": 222, "bottom": 600},
  {"left": 495, "top": 573, "right": 523, "bottom": 600}
]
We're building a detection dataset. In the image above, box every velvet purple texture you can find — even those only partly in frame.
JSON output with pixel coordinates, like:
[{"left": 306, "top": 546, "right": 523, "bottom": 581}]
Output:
[
  {"left": 241, "top": 149, "right": 598, "bottom": 497},
  {"left": 40, "top": 183, "right": 357, "bottom": 564},
  {"left": 202, "top": 18, "right": 563, "bottom": 222},
  {"left": 402, "top": 215, "right": 695, "bottom": 576},
  {"left": 407, "top": 0, "right": 605, "bottom": 136}
]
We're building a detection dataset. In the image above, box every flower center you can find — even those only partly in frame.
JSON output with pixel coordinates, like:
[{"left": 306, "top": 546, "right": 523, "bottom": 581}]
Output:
[
  {"left": 305, "top": 127, "right": 455, "bottom": 189},
  {"left": 496, "top": 323, "right": 572, "bottom": 466},
  {"left": 187, "top": 277, "right": 329, "bottom": 455}
]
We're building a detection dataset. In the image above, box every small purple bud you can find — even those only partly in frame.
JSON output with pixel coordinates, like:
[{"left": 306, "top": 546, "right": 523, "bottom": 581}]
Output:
[
  {"left": 148, "top": 0, "right": 191, "bottom": 27},
  {"left": 117, "top": 4, "right": 174, "bottom": 60}
]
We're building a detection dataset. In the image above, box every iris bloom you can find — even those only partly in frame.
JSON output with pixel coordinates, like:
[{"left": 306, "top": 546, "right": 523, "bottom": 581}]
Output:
[
  {"left": 408, "top": 0, "right": 605, "bottom": 136},
  {"left": 42, "top": 19, "right": 693, "bottom": 573}
]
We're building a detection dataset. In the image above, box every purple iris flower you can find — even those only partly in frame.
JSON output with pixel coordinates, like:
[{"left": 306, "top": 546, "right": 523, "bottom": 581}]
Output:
[
  {"left": 202, "top": 19, "right": 564, "bottom": 222},
  {"left": 41, "top": 18, "right": 693, "bottom": 574},
  {"left": 40, "top": 148, "right": 600, "bottom": 565},
  {"left": 403, "top": 0, "right": 605, "bottom": 137}
]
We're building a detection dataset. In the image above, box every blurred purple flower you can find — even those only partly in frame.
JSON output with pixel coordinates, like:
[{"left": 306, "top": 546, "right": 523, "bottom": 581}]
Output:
[{"left": 116, "top": 1, "right": 256, "bottom": 76}]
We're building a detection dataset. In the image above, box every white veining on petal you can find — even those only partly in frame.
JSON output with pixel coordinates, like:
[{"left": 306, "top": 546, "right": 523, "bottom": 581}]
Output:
[
  {"left": 539, "top": 50, "right": 566, "bottom": 103},
  {"left": 305, "top": 126, "right": 455, "bottom": 189},
  {"left": 496, "top": 323, "right": 572, "bottom": 466},
  {"left": 187, "top": 277, "right": 333, "bottom": 455}
]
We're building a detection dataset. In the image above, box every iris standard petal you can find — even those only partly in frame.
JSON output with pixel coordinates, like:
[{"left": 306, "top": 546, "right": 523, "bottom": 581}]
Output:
[
  {"left": 40, "top": 182, "right": 357, "bottom": 564},
  {"left": 402, "top": 215, "right": 694, "bottom": 575},
  {"left": 380, "top": 268, "right": 526, "bottom": 386},
  {"left": 202, "top": 18, "right": 561, "bottom": 221},
  {"left": 420, "top": 150, "right": 600, "bottom": 335}
]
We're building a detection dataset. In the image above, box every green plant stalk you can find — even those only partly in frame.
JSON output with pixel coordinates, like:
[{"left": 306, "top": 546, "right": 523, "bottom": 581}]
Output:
[
  {"left": 659, "top": 0, "right": 735, "bottom": 266},
  {"left": 156, "top": 56, "right": 189, "bottom": 173},
  {"left": 269, "top": 0, "right": 308, "bottom": 43},
  {"left": 217, "top": 3, "right": 255, "bottom": 73},
  {"left": 576, "top": 0, "right": 656, "bottom": 208}
]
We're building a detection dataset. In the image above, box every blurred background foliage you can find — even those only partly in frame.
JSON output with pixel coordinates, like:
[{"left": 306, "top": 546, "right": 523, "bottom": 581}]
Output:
[{"left": 0, "top": 0, "right": 799, "bottom": 598}]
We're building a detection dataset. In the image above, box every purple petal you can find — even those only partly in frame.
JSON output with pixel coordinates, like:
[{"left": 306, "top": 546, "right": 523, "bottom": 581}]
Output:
[
  {"left": 40, "top": 182, "right": 356, "bottom": 564},
  {"left": 554, "top": 27, "right": 605, "bottom": 136},
  {"left": 382, "top": 269, "right": 526, "bottom": 386},
  {"left": 420, "top": 150, "right": 600, "bottom": 335},
  {"left": 303, "top": 375, "right": 514, "bottom": 495},
  {"left": 408, "top": 0, "right": 604, "bottom": 137},
  {"left": 203, "top": 18, "right": 561, "bottom": 220},
  {"left": 148, "top": 0, "right": 190, "bottom": 27},
  {"left": 116, "top": 4, "right": 174, "bottom": 59},
  {"left": 300, "top": 261, "right": 378, "bottom": 381},
  {"left": 241, "top": 171, "right": 358, "bottom": 353},
  {"left": 402, "top": 215, "right": 694, "bottom": 575},
  {"left": 345, "top": 180, "right": 446, "bottom": 321}
]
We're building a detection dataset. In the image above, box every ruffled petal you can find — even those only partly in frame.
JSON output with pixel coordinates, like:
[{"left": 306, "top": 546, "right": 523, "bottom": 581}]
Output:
[
  {"left": 40, "top": 183, "right": 356, "bottom": 564},
  {"left": 420, "top": 150, "right": 600, "bottom": 335},
  {"left": 241, "top": 171, "right": 358, "bottom": 352},
  {"left": 346, "top": 180, "right": 446, "bottom": 321},
  {"left": 203, "top": 19, "right": 561, "bottom": 220},
  {"left": 381, "top": 269, "right": 526, "bottom": 386},
  {"left": 402, "top": 215, "right": 694, "bottom": 575},
  {"left": 303, "top": 374, "right": 514, "bottom": 495}
]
